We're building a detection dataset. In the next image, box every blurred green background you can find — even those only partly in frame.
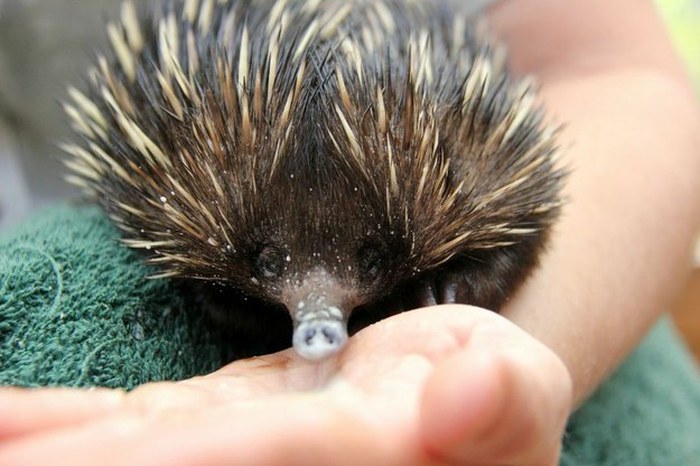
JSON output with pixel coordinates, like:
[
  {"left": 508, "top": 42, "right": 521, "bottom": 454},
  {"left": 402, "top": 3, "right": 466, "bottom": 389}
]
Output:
[{"left": 656, "top": 0, "right": 700, "bottom": 92}]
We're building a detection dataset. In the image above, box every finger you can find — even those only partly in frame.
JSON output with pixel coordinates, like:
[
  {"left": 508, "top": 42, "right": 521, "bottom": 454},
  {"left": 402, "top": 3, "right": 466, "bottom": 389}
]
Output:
[
  {"left": 207, "top": 303, "right": 474, "bottom": 396},
  {"left": 0, "top": 412, "right": 147, "bottom": 466},
  {"left": 0, "top": 381, "right": 224, "bottom": 442},
  {"left": 0, "top": 387, "right": 124, "bottom": 440},
  {"left": 125, "top": 397, "right": 398, "bottom": 466},
  {"left": 0, "top": 394, "right": 398, "bottom": 466},
  {"left": 209, "top": 349, "right": 345, "bottom": 394},
  {"left": 207, "top": 304, "right": 488, "bottom": 397},
  {"left": 419, "top": 321, "right": 572, "bottom": 465}
]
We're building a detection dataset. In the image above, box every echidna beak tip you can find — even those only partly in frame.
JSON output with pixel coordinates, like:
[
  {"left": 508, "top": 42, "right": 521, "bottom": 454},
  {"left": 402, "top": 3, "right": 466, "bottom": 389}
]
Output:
[{"left": 292, "top": 319, "right": 348, "bottom": 361}]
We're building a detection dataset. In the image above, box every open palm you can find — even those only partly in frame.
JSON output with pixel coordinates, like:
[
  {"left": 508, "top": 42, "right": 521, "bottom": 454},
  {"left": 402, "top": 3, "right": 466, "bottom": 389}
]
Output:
[{"left": 0, "top": 305, "right": 570, "bottom": 466}]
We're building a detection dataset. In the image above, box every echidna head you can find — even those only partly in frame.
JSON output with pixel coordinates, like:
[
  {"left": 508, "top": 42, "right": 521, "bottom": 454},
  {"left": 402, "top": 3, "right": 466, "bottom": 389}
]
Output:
[{"left": 226, "top": 176, "right": 419, "bottom": 360}]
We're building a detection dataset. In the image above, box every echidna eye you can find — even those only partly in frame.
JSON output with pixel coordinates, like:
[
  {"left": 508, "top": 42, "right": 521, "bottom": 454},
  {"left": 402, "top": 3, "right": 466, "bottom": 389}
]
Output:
[
  {"left": 254, "top": 245, "right": 285, "bottom": 279},
  {"left": 357, "top": 245, "right": 384, "bottom": 279}
]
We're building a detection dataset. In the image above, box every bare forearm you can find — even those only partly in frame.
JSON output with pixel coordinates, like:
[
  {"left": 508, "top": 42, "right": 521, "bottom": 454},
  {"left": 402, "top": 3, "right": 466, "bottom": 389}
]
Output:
[
  {"left": 505, "top": 73, "right": 700, "bottom": 407},
  {"left": 489, "top": 0, "right": 700, "bottom": 406}
]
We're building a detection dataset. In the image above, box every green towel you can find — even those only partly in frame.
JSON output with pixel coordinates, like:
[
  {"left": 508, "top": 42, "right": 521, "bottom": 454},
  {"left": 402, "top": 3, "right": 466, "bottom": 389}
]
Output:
[
  {"left": 0, "top": 204, "right": 238, "bottom": 388},
  {"left": 1, "top": 204, "right": 699, "bottom": 465}
]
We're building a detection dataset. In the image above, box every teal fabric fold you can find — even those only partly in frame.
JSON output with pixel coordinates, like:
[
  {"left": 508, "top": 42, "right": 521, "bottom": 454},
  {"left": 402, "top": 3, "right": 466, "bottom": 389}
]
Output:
[
  {"left": 0, "top": 204, "right": 235, "bottom": 388},
  {"left": 561, "top": 319, "right": 700, "bottom": 465}
]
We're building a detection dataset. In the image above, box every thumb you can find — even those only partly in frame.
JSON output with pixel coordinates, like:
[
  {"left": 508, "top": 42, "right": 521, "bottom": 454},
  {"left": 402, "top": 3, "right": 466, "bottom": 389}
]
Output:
[{"left": 418, "top": 311, "right": 572, "bottom": 465}]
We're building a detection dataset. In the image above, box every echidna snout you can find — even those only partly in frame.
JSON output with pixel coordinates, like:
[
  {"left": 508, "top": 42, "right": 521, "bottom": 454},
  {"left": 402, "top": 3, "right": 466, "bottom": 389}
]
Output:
[
  {"left": 283, "top": 268, "right": 354, "bottom": 360},
  {"left": 293, "top": 316, "right": 348, "bottom": 360}
]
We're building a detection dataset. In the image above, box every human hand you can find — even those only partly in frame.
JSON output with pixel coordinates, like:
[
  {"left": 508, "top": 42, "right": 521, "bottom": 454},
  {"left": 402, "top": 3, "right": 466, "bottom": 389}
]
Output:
[{"left": 0, "top": 305, "right": 571, "bottom": 466}]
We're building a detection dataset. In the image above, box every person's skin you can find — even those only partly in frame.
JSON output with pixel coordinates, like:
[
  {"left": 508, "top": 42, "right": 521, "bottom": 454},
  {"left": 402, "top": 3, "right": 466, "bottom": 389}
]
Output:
[
  {"left": 1, "top": 0, "right": 699, "bottom": 465},
  {"left": 492, "top": 0, "right": 700, "bottom": 407}
]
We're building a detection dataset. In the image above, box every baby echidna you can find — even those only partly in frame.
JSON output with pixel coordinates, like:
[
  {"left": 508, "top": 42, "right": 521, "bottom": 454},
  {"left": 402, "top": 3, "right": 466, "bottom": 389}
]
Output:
[{"left": 62, "top": 0, "right": 564, "bottom": 361}]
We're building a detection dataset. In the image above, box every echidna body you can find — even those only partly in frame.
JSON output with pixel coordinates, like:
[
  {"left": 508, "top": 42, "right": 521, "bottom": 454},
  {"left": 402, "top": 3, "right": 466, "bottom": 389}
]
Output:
[{"left": 63, "top": 0, "right": 564, "bottom": 360}]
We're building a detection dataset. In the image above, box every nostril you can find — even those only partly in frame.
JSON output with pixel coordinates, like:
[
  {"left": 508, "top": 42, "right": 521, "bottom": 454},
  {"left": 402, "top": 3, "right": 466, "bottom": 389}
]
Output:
[
  {"left": 303, "top": 327, "right": 318, "bottom": 345},
  {"left": 321, "top": 327, "right": 338, "bottom": 344},
  {"left": 303, "top": 325, "right": 339, "bottom": 345},
  {"left": 293, "top": 320, "right": 348, "bottom": 361}
]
